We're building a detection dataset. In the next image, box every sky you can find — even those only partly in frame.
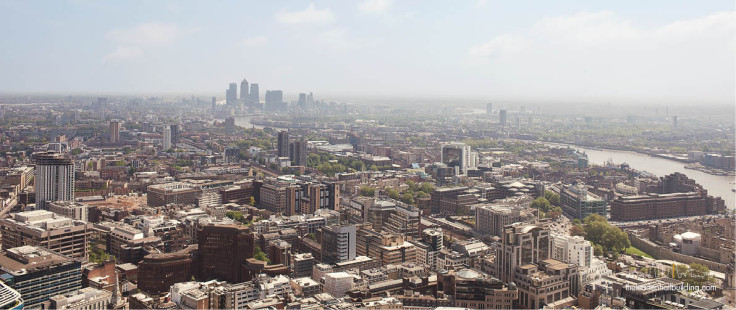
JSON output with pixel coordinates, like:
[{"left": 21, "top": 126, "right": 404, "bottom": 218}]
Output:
[{"left": 0, "top": 0, "right": 734, "bottom": 104}]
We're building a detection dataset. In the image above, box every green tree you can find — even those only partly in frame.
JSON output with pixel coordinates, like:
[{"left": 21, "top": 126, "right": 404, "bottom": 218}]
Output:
[
  {"left": 544, "top": 190, "right": 561, "bottom": 206},
  {"left": 570, "top": 224, "right": 585, "bottom": 237},
  {"left": 253, "top": 246, "right": 270, "bottom": 264},
  {"left": 387, "top": 188, "right": 400, "bottom": 200},
  {"left": 360, "top": 186, "right": 375, "bottom": 197},
  {"left": 584, "top": 221, "right": 609, "bottom": 245},
  {"left": 584, "top": 214, "right": 607, "bottom": 225},
  {"left": 419, "top": 182, "right": 434, "bottom": 194},
  {"left": 71, "top": 148, "right": 82, "bottom": 156},
  {"left": 249, "top": 197, "right": 256, "bottom": 206},
  {"left": 400, "top": 192, "right": 415, "bottom": 205},
  {"left": 530, "top": 197, "right": 551, "bottom": 212},
  {"left": 593, "top": 244, "right": 604, "bottom": 256},
  {"left": 406, "top": 180, "right": 417, "bottom": 191}
]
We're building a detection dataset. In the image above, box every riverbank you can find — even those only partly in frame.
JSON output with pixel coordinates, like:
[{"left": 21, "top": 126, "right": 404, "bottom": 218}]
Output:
[{"left": 541, "top": 140, "right": 734, "bottom": 177}]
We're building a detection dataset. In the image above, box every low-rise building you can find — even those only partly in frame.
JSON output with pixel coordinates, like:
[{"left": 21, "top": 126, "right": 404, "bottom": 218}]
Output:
[
  {"left": 0, "top": 210, "right": 92, "bottom": 259},
  {"left": 0, "top": 246, "right": 82, "bottom": 309}
]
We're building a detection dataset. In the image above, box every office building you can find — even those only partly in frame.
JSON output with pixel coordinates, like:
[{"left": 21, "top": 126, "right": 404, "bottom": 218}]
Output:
[
  {"left": 0, "top": 280, "right": 23, "bottom": 310},
  {"left": 610, "top": 192, "right": 712, "bottom": 221},
  {"left": 289, "top": 140, "right": 307, "bottom": 166},
  {"left": 277, "top": 131, "right": 290, "bottom": 158},
  {"left": 147, "top": 182, "right": 201, "bottom": 207},
  {"left": 298, "top": 93, "right": 307, "bottom": 110},
  {"left": 430, "top": 186, "right": 469, "bottom": 215},
  {"left": 34, "top": 152, "right": 75, "bottom": 209},
  {"left": 321, "top": 224, "right": 356, "bottom": 264},
  {"left": 226, "top": 83, "right": 237, "bottom": 104},
  {"left": 211, "top": 96, "right": 216, "bottom": 112},
  {"left": 560, "top": 184, "right": 607, "bottom": 220},
  {"left": 291, "top": 253, "right": 315, "bottom": 279},
  {"left": 475, "top": 203, "right": 535, "bottom": 237},
  {"left": 500, "top": 109, "right": 507, "bottom": 126},
  {"left": 109, "top": 120, "right": 120, "bottom": 143},
  {"left": 1, "top": 210, "right": 92, "bottom": 259},
  {"left": 265, "top": 90, "right": 284, "bottom": 112},
  {"left": 440, "top": 142, "right": 473, "bottom": 175},
  {"left": 486, "top": 102, "right": 493, "bottom": 115},
  {"left": 240, "top": 78, "right": 249, "bottom": 101},
  {"left": 321, "top": 272, "right": 353, "bottom": 298},
  {"left": 170, "top": 124, "right": 180, "bottom": 144},
  {"left": 49, "top": 287, "right": 112, "bottom": 310},
  {"left": 496, "top": 223, "right": 550, "bottom": 282},
  {"left": 550, "top": 234, "right": 592, "bottom": 268},
  {"left": 383, "top": 202, "right": 420, "bottom": 240},
  {"left": 138, "top": 250, "right": 194, "bottom": 294},
  {"left": 196, "top": 224, "right": 255, "bottom": 283},
  {"left": 307, "top": 183, "right": 339, "bottom": 214},
  {"left": 47, "top": 201, "right": 89, "bottom": 221},
  {"left": 163, "top": 126, "right": 172, "bottom": 150},
  {"left": 438, "top": 269, "right": 518, "bottom": 309},
  {"left": 513, "top": 259, "right": 579, "bottom": 309},
  {"left": 225, "top": 117, "right": 235, "bottom": 134},
  {"left": 0, "top": 246, "right": 82, "bottom": 309},
  {"left": 249, "top": 83, "right": 259, "bottom": 104}
]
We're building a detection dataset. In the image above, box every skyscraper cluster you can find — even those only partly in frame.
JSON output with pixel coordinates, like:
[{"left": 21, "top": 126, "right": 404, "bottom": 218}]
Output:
[{"left": 224, "top": 78, "right": 260, "bottom": 107}]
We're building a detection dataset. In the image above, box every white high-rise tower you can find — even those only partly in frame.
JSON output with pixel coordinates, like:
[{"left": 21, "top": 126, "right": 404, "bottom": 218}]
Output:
[{"left": 34, "top": 152, "right": 75, "bottom": 209}]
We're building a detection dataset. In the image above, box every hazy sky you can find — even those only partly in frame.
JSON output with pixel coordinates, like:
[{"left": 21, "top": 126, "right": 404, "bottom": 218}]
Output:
[{"left": 1, "top": 1, "right": 734, "bottom": 104}]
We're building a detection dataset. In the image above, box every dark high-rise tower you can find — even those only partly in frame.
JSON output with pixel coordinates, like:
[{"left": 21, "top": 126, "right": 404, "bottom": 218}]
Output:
[
  {"left": 169, "top": 124, "right": 180, "bottom": 144},
  {"left": 240, "top": 79, "right": 249, "bottom": 101},
  {"left": 289, "top": 140, "right": 307, "bottom": 166},
  {"left": 211, "top": 96, "right": 216, "bottom": 112},
  {"left": 486, "top": 103, "right": 493, "bottom": 115},
  {"left": 197, "top": 225, "right": 254, "bottom": 283},
  {"left": 499, "top": 109, "right": 507, "bottom": 127},
  {"left": 277, "top": 131, "right": 290, "bottom": 158}
]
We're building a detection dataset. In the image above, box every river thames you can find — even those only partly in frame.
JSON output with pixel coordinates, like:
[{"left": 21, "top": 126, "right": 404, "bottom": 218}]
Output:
[{"left": 567, "top": 146, "right": 735, "bottom": 210}]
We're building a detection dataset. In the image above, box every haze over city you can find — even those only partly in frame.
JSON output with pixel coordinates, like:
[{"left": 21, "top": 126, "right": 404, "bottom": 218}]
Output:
[{"left": 1, "top": 0, "right": 734, "bottom": 104}]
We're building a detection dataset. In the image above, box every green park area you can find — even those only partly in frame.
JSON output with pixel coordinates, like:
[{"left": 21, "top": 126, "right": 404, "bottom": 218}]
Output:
[{"left": 625, "top": 246, "right": 653, "bottom": 258}]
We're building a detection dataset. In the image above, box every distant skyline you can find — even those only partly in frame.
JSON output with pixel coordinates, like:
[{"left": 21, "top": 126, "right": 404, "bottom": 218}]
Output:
[{"left": 0, "top": 1, "right": 734, "bottom": 105}]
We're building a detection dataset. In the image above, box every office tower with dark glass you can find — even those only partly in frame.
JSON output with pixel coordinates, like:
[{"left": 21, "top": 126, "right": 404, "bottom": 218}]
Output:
[
  {"left": 486, "top": 102, "right": 493, "bottom": 115},
  {"left": 499, "top": 109, "right": 507, "bottom": 126},
  {"left": 289, "top": 139, "right": 307, "bottom": 166},
  {"left": 34, "top": 152, "right": 74, "bottom": 209},
  {"left": 169, "top": 124, "right": 180, "bottom": 144},
  {"left": 277, "top": 131, "right": 290, "bottom": 158}
]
